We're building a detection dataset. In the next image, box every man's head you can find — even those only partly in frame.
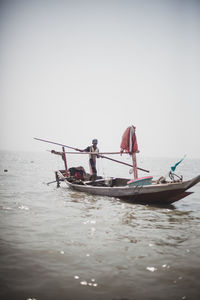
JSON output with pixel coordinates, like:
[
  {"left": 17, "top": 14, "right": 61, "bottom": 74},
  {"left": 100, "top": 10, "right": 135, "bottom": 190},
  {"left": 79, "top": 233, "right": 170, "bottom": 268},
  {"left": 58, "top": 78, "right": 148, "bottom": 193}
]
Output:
[{"left": 92, "top": 139, "right": 98, "bottom": 145}]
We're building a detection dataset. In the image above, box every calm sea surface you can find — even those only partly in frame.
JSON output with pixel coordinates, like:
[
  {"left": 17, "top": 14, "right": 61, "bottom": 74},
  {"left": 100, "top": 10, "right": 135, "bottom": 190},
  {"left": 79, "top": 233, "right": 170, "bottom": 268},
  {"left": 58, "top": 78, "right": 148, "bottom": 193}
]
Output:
[{"left": 0, "top": 151, "right": 200, "bottom": 300}]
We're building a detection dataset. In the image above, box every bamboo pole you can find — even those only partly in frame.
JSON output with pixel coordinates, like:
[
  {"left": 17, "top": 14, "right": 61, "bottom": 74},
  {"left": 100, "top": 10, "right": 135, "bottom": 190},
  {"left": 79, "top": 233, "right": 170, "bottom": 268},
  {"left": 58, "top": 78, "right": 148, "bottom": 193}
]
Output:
[
  {"left": 132, "top": 152, "right": 138, "bottom": 179},
  {"left": 34, "top": 137, "right": 149, "bottom": 173},
  {"left": 47, "top": 150, "right": 129, "bottom": 155},
  {"left": 62, "top": 146, "right": 68, "bottom": 171},
  {"left": 63, "top": 151, "right": 126, "bottom": 155}
]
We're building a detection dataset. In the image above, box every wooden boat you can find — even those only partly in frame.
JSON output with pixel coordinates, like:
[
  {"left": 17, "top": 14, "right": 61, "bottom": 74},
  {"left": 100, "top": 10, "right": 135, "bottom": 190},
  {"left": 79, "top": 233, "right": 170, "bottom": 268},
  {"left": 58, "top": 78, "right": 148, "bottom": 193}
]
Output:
[
  {"left": 34, "top": 137, "right": 200, "bottom": 205},
  {"left": 57, "top": 171, "right": 200, "bottom": 205}
]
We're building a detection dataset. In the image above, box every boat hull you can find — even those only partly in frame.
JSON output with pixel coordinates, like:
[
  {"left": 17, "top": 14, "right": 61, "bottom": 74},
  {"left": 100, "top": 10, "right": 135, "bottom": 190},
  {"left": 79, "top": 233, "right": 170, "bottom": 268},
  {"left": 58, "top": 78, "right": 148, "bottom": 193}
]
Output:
[{"left": 64, "top": 175, "right": 200, "bottom": 204}]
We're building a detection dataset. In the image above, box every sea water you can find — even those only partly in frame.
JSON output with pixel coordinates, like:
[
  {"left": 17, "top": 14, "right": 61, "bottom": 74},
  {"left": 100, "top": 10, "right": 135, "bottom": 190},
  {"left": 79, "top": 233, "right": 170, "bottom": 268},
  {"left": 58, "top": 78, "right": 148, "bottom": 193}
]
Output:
[{"left": 0, "top": 151, "right": 200, "bottom": 300}]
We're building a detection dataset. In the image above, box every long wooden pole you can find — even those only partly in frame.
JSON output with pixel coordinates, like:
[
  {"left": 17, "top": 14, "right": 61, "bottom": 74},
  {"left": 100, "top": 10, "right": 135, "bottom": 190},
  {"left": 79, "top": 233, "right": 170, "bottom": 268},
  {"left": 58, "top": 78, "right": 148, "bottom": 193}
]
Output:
[
  {"left": 99, "top": 154, "right": 134, "bottom": 169},
  {"left": 62, "top": 146, "right": 68, "bottom": 171},
  {"left": 47, "top": 150, "right": 126, "bottom": 155},
  {"left": 132, "top": 152, "right": 138, "bottom": 179},
  {"left": 34, "top": 137, "right": 149, "bottom": 173},
  {"left": 63, "top": 151, "right": 124, "bottom": 155}
]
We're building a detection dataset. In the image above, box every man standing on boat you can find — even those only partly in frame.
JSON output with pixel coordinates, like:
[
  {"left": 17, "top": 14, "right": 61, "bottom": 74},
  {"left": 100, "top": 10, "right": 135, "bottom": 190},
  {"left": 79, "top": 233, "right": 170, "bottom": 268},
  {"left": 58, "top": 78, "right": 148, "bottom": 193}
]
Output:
[{"left": 83, "top": 139, "right": 99, "bottom": 180}]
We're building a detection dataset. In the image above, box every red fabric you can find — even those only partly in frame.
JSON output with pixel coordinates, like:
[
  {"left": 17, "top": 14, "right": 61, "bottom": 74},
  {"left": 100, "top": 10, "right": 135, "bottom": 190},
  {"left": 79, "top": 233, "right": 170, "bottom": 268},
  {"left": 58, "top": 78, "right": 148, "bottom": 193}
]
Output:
[
  {"left": 74, "top": 172, "right": 83, "bottom": 180},
  {"left": 120, "top": 125, "right": 138, "bottom": 153}
]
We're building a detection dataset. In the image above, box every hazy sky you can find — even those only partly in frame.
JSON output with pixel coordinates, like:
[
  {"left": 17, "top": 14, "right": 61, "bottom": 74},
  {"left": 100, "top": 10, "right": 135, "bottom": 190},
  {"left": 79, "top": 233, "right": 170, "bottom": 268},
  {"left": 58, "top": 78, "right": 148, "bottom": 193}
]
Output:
[{"left": 0, "top": 0, "right": 200, "bottom": 158}]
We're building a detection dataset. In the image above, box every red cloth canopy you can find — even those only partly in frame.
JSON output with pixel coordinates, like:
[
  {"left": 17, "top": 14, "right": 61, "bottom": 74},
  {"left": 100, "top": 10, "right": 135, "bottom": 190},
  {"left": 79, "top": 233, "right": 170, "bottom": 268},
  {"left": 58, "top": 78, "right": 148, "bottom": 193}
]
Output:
[{"left": 120, "top": 125, "right": 139, "bottom": 153}]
